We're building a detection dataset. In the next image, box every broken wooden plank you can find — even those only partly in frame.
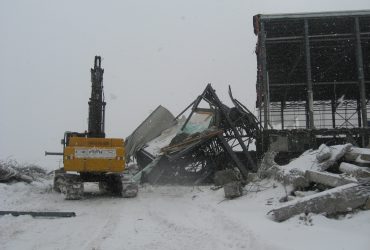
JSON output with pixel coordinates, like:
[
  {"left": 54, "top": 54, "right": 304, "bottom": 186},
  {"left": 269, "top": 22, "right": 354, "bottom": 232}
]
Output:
[
  {"left": 268, "top": 182, "right": 370, "bottom": 222},
  {"left": 161, "top": 130, "right": 223, "bottom": 154},
  {"left": 0, "top": 211, "right": 76, "bottom": 218},
  {"left": 339, "top": 162, "right": 370, "bottom": 178},
  {"left": 305, "top": 170, "right": 356, "bottom": 187}
]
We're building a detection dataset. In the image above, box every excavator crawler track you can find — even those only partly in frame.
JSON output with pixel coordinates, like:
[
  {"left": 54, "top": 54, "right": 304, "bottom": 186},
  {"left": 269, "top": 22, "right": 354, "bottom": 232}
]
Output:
[
  {"left": 99, "top": 173, "right": 139, "bottom": 197},
  {"left": 54, "top": 172, "right": 84, "bottom": 200}
]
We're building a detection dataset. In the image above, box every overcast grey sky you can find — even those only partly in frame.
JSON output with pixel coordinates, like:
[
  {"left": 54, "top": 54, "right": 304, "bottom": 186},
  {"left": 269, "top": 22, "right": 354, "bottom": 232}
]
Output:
[{"left": 1, "top": 0, "right": 369, "bottom": 169}]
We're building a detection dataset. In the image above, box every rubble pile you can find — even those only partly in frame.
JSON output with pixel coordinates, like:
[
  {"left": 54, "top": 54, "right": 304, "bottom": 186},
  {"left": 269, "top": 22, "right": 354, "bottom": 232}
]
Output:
[
  {"left": 259, "top": 144, "right": 370, "bottom": 221},
  {"left": 0, "top": 159, "right": 48, "bottom": 183},
  {"left": 126, "top": 84, "right": 260, "bottom": 185}
]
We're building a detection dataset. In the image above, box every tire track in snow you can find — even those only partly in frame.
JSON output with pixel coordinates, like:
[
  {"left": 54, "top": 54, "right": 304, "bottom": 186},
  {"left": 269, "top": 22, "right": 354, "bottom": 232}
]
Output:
[
  {"left": 140, "top": 193, "right": 266, "bottom": 250},
  {"left": 146, "top": 206, "right": 219, "bottom": 250},
  {"left": 83, "top": 204, "right": 120, "bottom": 250},
  {"left": 197, "top": 202, "right": 276, "bottom": 250}
]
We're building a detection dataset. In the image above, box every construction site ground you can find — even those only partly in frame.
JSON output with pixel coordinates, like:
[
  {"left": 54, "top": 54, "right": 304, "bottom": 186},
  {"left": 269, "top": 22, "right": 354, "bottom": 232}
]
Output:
[{"left": 1, "top": 179, "right": 369, "bottom": 250}]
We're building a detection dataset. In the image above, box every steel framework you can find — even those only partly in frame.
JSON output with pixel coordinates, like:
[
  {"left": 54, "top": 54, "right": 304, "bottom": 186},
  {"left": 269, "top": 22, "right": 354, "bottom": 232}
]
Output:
[
  {"left": 140, "top": 84, "right": 260, "bottom": 184},
  {"left": 254, "top": 10, "right": 370, "bottom": 154}
]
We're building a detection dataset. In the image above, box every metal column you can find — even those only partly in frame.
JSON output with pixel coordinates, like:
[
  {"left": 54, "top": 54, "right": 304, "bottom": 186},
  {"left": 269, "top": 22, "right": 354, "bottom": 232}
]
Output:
[
  {"left": 304, "top": 19, "right": 314, "bottom": 129},
  {"left": 281, "top": 100, "right": 285, "bottom": 129},
  {"left": 331, "top": 99, "right": 336, "bottom": 128},
  {"left": 355, "top": 17, "right": 367, "bottom": 128},
  {"left": 260, "top": 22, "right": 269, "bottom": 129},
  {"left": 357, "top": 98, "right": 362, "bottom": 127}
]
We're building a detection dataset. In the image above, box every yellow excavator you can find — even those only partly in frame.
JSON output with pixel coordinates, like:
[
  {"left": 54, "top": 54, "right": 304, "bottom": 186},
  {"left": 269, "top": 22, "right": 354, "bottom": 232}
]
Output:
[{"left": 46, "top": 56, "right": 138, "bottom": 199}]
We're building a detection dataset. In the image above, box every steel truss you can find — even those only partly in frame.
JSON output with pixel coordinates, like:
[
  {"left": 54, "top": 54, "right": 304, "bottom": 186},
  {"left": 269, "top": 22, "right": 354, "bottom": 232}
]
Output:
[{"left": 145, "top": 84, "right": 260, "bottom": 184}]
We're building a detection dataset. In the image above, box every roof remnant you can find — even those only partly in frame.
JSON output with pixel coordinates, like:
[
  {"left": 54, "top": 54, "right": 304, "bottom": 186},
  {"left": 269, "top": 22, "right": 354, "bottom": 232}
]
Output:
[{"left": 125, "top": 105, "right": 176, "bottom": 162}]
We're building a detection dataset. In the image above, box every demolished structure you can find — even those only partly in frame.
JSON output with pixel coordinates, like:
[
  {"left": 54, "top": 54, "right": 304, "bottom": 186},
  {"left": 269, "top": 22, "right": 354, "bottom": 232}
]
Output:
[
  {"left": 123, "top": 10, "right": 370, "bottom": 219},
  {"left": 126, "top": 10, "right": 370, "bottom": 188},
  {"left": 252, "top": 10, "right": 370, "bottom": 221},
  {"left": 126, "top": 84, "right": 260, "bottom": 184},
  {"left": 254, "top": 10, "right": 370, "bottom": 163}
]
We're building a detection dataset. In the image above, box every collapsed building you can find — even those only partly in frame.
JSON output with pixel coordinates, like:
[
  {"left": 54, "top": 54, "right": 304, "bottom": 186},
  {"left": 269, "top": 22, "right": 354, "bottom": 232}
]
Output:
[
  {"left": 254, "top": 10, "right": 370, "bottom": 163},
  {"left": 125, "top": 84, "right": 259, "bottom": 184},
  {"left": 126, "top": 10, "right": 370, "bottom": 185}
]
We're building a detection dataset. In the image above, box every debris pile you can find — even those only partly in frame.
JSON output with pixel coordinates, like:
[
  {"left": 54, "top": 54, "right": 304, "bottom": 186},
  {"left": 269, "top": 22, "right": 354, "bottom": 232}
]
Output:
[
  {"left": 126, "top": 84, "right": 260, "bottom": 185},
  {"left": 260, "top": 144, "right": 370, "bottom": 222},
  {"left": 0, "top": 159, "right": 48, "bottom": 183}
]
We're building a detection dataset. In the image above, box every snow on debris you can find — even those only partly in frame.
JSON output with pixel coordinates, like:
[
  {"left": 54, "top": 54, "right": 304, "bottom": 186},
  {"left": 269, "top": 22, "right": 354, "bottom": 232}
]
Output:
[
  {"left": 273, "top": 182, "right": 359, "bottom": 210},
  {"left": 281, "top": 143, "right": 352, "bottom": 173}
]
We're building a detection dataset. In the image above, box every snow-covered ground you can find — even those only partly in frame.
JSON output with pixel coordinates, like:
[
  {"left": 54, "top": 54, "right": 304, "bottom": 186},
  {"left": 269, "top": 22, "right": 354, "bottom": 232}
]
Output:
[{"left": 1, "top": 179, "right": 369, "bottom": 250}]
